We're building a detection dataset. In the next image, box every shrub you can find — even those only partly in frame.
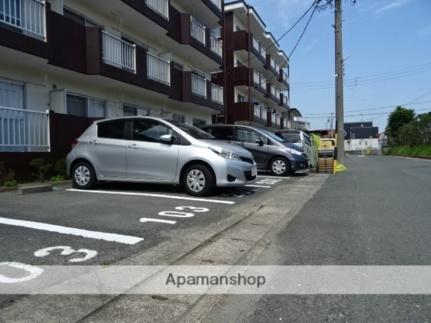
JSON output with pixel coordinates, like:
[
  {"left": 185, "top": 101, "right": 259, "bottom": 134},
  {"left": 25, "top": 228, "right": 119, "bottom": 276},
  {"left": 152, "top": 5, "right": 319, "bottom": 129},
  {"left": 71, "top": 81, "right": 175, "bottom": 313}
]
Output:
[
  {"left": 3, "top": 170, "right": 17, "bottom": 187},
  {"left": 50, "top": 175, "right": 65, "bottom": 182},
  {"left": 0, "top": 161, "right": 5, "bottom": 185},
  {"left": 30, "top": 158, "right": 52, "bottom": 182},
  {"left": 54, "top": 159, "right": 68, "bottom": 178}
]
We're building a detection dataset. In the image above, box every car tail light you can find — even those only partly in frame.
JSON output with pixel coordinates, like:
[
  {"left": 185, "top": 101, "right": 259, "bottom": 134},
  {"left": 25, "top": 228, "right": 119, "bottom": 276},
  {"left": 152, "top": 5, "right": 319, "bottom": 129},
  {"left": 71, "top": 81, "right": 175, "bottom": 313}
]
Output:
[{"left": 71, "top": 139, "right": 78, "bottom": 149}]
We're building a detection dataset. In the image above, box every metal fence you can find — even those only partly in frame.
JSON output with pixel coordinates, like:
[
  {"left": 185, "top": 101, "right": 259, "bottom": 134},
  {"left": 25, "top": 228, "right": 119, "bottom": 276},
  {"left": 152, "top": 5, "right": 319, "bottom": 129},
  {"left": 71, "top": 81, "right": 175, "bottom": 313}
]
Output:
[
  {"left": 211, "top": 84, "right": 223, "bottom": 104},
  {"left": 0, "top": 0, "right": 45, "bottom": 37},
  {"left": 145, "top": 0, "right": 169, "bottom": 19},
  {"left": 190, "top": 17, "right": 206, "bottom": 45},
  {"left": 191, "top": 74, "right": 207, "bottom": 98},
  {"left": 147, "top": 53, "right": 170, "bottom": 85},
  {"left": 0, "top": 106, "right": 49, "bottom": 152},
  {"left": 102, "top": 31, "right": 136, "bottom": 72},
  {"left": 210, "top": 35, "right": 222, "bottom": 57}
]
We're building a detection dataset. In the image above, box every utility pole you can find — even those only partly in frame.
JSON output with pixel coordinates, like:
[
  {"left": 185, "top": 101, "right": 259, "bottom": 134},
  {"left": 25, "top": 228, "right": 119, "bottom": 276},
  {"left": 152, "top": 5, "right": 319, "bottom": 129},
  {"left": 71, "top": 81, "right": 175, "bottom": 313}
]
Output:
[{"left": 334, "top": 0, "right": 345, "bottom": 162}]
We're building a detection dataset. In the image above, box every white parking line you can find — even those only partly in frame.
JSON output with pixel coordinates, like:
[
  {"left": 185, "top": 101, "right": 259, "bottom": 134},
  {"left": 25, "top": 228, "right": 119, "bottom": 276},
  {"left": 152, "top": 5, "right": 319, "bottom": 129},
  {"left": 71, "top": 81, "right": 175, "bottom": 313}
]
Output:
[
  {"left": 0, "top": 217, "right": 143, "bottom": 245},
  {"left": 66, "top": 189, "right": 235, "bottom": 205},
  {"left": 257, "top": 175, "right": 288, "bottom": 179},
  {"left": 245, "top": 185, "right": 271, "bottom": 188}
]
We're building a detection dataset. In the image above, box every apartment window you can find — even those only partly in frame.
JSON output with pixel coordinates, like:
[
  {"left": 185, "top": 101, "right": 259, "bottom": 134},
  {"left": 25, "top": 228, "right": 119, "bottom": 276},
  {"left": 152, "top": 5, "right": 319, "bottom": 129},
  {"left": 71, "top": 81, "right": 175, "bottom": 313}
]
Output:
[
  {"left": 66, "top": 93, "right": 106, "bottom": 118},
  {"left": 193, "top": 118, "right": 207, "bottom": 128},
  {"left": 173, "top": 114, "right": 185, "bottom": 123},
  {"left": 123, "top": 105, "right": 138, "bottom": 116},
  {"left": 63, "top": 8, "right": 98, "bottom": 27},
  {"left": 0, "top": 80, "right": 24, "bottom": 109},
  {"left": 237, "top": 94, "right": 246, "bottom": 103},
  {"left": 88, "top": 98, "right": 106, "bottom": 118},
  {"left": 66, "top": 94, "right": 87, "bottom": 117}
]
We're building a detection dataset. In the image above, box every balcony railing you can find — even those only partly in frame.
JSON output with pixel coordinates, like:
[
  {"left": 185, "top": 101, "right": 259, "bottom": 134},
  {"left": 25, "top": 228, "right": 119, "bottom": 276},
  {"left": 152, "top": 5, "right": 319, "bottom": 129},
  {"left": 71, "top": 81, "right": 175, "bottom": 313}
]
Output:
[
  {"left": 102, "top": 31, "right": 136, "bottom": 72},
  {"left": 252, "top": 37, "right": 260, "bottom": 52},
  {"left": 210, "top": 35, "right": 222, "bottom": 57},
  {"left": 0, "top": 0, "right": 46, "bottom": 38},
  {"left": 190, "top": 17, "right": 206, "bottom": 46},
  {"left": 260, "top": 47, "right": 266, "bottom": 59},
  {"left": 147, "top": 52, "right": 170, "bottom": 85},
  {"left": 0, "top": 106, "right": 49, "bottom": 152},
  {"left": 209, "top": 0, "right": 222, "bottom": 10},
  {"left": 253, "top": 70, "right": 260, "bottom": 85},
  {"left": 145, "top": 0, "right": 169, "bottom": 19},
  {"left": 192, "top": 74, "right": 207, "bottom": 98},
  {"left": 211, "top": 84, "right": 223, "bottom": 105},
  {"left": 281, "top": 70, "right": 289, "bottom": 83},
  {"left": 260, "top": 75, "right": 266, "bottom": 90}
]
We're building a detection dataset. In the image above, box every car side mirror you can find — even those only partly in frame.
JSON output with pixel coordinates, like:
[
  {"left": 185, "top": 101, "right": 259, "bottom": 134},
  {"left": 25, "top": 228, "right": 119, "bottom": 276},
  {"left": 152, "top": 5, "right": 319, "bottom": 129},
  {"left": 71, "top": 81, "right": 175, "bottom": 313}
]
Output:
[
  {"left": 160, "top": 134, "right": 174, "bottom": 144},
  {"left": 256, "top": 139, "right": 264, "bottom": 146}
]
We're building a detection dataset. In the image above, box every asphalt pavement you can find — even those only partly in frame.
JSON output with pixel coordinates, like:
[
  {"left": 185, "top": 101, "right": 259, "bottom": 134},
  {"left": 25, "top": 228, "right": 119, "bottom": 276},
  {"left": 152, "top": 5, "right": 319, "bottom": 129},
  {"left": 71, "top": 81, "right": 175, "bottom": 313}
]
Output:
[{"left": 201, "top": 156, "right": 431, "bottom": 322}]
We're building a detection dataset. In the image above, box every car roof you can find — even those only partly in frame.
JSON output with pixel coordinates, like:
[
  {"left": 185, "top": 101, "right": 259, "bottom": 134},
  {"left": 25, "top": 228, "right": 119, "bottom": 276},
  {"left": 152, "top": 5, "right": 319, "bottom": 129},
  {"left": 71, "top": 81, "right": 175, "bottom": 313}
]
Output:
[{"left": 95, "top": 116, "right": 166, "bottom": 124}]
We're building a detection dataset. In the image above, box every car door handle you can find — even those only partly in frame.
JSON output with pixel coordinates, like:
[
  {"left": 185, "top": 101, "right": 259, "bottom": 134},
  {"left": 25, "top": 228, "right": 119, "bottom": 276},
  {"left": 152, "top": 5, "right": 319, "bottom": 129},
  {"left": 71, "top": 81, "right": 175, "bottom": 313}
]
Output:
[
  {"left": 89, "top": 140, "right": 98, "bottom": 145},
  {"left": 128, "top": 144, "right": 139, "bottom": 149}
]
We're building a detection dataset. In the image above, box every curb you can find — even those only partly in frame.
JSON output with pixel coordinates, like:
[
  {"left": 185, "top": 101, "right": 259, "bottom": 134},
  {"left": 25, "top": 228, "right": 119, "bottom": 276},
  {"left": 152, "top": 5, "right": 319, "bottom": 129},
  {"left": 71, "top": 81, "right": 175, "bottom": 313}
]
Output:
[{"left": 17, "top": 184, "right": 53, "bottom": 195}]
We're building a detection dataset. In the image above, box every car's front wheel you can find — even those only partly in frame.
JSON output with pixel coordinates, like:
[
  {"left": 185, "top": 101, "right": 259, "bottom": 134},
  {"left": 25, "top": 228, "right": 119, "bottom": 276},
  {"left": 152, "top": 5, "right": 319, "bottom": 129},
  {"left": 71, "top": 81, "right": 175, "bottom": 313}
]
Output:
[
  {"left": 270, "top": 157, "right": 291, "bottom": 176},
  {"left": 72, "top": 161, "right": 97, "bottom": 189},
  {"left": 182, "top": 164, "right": 215, "bottom": 196}
]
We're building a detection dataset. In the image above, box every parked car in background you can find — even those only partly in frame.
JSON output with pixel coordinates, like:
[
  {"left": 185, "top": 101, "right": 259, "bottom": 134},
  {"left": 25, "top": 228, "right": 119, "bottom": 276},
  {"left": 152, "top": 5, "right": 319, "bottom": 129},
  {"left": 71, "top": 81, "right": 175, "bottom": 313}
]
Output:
[
  {"left": 274, "top": 129, "right": 317, "bottom": 168},
  {"left": 201, "top": 124, "right": 309, "bottom": 176},
  {"left": 66, "top": 117, "right": 257, "bottom": 196}
]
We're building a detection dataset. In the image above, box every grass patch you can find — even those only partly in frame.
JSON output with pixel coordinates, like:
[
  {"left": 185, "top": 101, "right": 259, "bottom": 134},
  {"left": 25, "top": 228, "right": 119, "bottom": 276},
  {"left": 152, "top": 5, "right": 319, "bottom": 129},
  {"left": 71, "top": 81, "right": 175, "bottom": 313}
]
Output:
[{"left": 384, "top": 145, "right": 431, "bottom": 158}]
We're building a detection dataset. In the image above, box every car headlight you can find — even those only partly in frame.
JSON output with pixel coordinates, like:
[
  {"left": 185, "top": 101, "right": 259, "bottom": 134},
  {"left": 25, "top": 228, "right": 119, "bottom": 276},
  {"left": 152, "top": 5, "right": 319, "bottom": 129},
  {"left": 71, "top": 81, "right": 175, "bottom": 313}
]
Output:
[
  {"left": 209, "top": 146, "right": 241, "bottom": 161},
  {"left": 286, "top": 147, "right": 302, "bottom": 156}
]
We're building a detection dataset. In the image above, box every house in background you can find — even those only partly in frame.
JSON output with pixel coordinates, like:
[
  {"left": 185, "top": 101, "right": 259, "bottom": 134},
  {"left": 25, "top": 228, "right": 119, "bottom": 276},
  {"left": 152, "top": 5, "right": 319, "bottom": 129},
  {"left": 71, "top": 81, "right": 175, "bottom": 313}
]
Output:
[
  {"left": 0, "top": 0, "right": 224, "bottom": 177},
  {"left": 344, "top": 121, "right": 380, "bottom": 155}
]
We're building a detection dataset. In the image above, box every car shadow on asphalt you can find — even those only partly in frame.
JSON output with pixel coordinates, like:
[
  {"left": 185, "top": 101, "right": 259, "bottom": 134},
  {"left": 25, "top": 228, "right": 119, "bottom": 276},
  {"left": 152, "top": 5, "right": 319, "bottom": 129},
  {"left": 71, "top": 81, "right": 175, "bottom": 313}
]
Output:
[{"left": 95, "top": 181, "right": 258, "bottom": 199}]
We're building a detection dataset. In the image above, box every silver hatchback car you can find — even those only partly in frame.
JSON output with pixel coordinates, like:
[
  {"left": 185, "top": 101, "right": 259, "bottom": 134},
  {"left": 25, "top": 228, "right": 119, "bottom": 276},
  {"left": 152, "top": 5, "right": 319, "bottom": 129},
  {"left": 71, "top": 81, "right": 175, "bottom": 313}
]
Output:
[{"left": 66, "top": 117, "right": 257, "bottom": 196}]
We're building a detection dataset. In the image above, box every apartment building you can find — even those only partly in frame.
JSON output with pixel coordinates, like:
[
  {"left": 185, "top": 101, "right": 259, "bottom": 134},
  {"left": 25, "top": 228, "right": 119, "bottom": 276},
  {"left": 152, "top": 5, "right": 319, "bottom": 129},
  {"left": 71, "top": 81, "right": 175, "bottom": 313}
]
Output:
[
  {"left": 213, "top": 0, "right": 290, "bottom": 129},
  {"left": 0, "top": 0, "right": 224, "bottom": 157}
]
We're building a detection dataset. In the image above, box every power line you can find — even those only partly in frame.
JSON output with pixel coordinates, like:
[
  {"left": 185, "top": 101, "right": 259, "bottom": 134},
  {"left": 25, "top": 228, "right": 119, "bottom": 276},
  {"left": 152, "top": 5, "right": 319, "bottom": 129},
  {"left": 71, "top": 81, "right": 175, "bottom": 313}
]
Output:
[
  {"left": 303, "top": 99, "right": 431, "bottom": 116},
  {"left": 301, "top": 108, "right": 431, "bottom": 119},
  {"left": 292, "top": 61, "right": 431, "bottom": 86},
  {"left": 288, "top": 1, "right": 319, "bottom": 58}
]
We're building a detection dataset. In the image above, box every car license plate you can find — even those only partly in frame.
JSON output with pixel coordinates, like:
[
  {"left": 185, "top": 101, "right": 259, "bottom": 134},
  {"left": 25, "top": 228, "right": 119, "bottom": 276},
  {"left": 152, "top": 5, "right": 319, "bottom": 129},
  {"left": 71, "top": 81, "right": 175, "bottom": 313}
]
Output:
[{"left": 252, "top": 166, "right": 257, "bottom": 177}]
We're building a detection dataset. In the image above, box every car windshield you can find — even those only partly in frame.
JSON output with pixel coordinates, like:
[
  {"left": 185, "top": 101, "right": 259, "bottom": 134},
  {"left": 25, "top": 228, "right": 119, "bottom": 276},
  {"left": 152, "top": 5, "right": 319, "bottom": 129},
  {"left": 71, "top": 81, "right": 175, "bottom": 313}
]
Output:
[
  {"left": 168, "top": 120, "right": 215, "bottom": 140},
  {"left": 279, "top": 132, "right": 301, "bottom": 143},
  {"left": 258, "top": 129, "right": 286, "bottom": 143}
]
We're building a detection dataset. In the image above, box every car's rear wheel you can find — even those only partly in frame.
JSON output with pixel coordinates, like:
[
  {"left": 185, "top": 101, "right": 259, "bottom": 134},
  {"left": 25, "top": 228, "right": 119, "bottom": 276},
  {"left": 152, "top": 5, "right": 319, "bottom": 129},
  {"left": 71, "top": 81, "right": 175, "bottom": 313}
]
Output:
[
  {"left": 182, "top": 164, "right": 215, "bottom": 196},
  {"left": 72, "top": 161, "right": 97, "bottom": 189},
  {"left": 270, "top": 157, "right": 291, "bottom": 176}
]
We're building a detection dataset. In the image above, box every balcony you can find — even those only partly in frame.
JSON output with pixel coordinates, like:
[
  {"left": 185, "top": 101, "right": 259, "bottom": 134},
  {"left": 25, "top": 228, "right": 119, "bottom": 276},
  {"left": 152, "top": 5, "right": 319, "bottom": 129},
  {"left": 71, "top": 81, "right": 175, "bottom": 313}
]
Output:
[
  {"left": 279, "top": 69, "right": 289, "bottom": 86},
  {"left": 102, "top": 31, "right": 136, "bottom": 72},
  {"left": 0, "top": 106, "right": 49, "bottom": 152},
  {"left": 0, "top": 0, "right": 46, "bottom": 38},
  {"left": 192, "top": 73, "right": 207, "bottom": 98},
  {"left": 210, "top": 35, "right": 222, "bottom": 57},
  {"left": 211, "top": 83, "right": 223, "bottom": 105},
  {"left": 208, "top": 0, "right": 222, "bottom": 11},
  {"left": 147, "top": 52, "right": 170, "bottom": 85},
  {"left": 145, "top": 0, "right": 169, "bottom": 19},
  {"left": 190, "top": 16, "right": 206, "bottom": 46}
]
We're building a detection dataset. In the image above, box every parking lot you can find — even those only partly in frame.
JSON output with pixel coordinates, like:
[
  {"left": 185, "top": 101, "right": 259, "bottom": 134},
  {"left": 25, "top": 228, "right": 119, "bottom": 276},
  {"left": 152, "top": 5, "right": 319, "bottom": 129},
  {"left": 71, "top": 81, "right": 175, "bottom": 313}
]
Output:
[{"left": 0, "top": 174, "right": 302, "bottom": 286}]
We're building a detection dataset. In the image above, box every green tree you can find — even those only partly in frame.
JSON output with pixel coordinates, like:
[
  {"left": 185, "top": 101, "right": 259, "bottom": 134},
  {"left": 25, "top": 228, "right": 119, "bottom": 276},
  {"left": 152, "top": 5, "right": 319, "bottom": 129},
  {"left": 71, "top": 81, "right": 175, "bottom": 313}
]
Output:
[
  {"left": 416, "top": 112, "right": 431, "bottom": 144},
  {"left": 386, "top": 106, "right": 415, "bottom": 145},
  {"left": 397, "top": 121, "right": 421, "bottom": 146}
]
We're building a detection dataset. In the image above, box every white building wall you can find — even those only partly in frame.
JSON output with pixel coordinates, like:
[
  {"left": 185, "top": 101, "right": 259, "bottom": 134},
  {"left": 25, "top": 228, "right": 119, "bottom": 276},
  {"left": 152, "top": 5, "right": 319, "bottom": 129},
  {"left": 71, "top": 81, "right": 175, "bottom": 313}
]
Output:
[{"left": 345, "top": 138, "right": 380, "bottom": 153}]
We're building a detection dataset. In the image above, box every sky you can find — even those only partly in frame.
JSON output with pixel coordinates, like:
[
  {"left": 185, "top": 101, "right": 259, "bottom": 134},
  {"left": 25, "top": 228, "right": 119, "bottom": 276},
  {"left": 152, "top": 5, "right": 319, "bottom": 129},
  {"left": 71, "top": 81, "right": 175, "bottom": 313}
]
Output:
[{"left": 247, "top": 0, "right": 431, "bottom": 132}]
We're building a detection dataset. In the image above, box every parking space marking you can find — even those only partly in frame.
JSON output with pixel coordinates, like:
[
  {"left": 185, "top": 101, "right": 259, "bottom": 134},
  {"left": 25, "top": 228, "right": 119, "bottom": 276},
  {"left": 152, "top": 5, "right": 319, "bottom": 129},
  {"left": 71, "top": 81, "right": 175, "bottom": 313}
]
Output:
[
  {"left": 67, "top": 189, "right": 235, "bottom": 205},
  {"left": 0, "top": 217, "right": 143, "bottom": 245},
  {"left": 245, "top": 184, "right": 271, "bottom": 188},
  {"left": 257, "top": 175, "right": 288, "bottom": 179}
]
